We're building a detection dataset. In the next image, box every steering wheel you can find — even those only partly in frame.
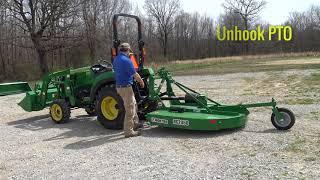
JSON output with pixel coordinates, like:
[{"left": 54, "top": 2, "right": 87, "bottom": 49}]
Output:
[{"left": 100, "top": 60, "right": 113, "bottom": 68}]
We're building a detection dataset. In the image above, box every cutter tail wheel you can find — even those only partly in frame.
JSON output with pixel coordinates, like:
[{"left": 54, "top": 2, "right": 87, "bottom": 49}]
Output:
[
  {"left": 50, "top": 99, "right": 70, "bottom": 124},
  {"left": 271, "top": 108, "right": 295, "bottom": 130},
  {"left": 85, "top": 106, "right": 96, "bottom": 116},
  {"left": 96, "top": 86, "right": 125, "bottom": 129}
]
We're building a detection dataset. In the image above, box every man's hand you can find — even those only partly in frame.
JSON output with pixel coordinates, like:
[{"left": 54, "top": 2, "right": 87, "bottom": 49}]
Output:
[{"left": 133, "top": 73, "right": 145, "bottom": 88}]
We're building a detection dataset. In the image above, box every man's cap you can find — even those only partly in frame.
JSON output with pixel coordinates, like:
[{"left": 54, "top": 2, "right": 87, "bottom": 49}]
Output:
[{"left": 119, "top": 43, "right": 131, "bottom": 50}]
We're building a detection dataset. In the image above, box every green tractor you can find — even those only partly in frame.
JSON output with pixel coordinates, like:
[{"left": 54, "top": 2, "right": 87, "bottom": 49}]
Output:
[
  {"left": 0, "top": 14, "right": 295, "bottom": 131},
  {"left": 0, "top": 14, "right": 154, "bottom": 130}
]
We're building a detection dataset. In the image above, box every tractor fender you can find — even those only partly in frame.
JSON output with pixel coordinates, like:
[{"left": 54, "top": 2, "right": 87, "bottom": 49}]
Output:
[{"left": 90, "top": 78, "right": 115, "bottom": 102}]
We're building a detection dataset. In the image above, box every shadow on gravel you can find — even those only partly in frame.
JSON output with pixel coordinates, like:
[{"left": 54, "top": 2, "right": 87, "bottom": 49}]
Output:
[
  {"left": 7, "top": 115, "right": 243, "bottom": 149},
  {"left": 141, "top": 126, "right": 243, "bottom": 139},
  {"left": 63, "top": 133, "right": 125, "bottom": 150},
  {"left": 7, "top": 114, "right": 125, "bottom": 149},
  {"left": 7, "top": 114, "right": 51, "bottom": 126},
  {"left": 243, "top": 128, "right": 291, "bottom": 134}
]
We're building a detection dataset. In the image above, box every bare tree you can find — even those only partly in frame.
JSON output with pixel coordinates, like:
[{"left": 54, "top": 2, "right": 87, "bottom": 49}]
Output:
[
  {"left": 144, "top": 0, "right": 180, "bottom": 58},
  {"left": 310, "top": 5, "right": 320, "bottom": 30},
  {"left": 0, "top": 2, "right": 6, "bottom": 78},
  {"left": 5, "top": 0, "right": 80, "bottom": 74},
  {"left": 173, "top": 12, "right": 217, "bottom": 60},
  {"left": 0, "top": 1, "right": 320, "bottom": 82},
  {"left": 174, "top": 12, "right": 191, "bottom": 60},
  {"left": 95, "top": 0, "right": 131, "bottom": 59},
  {"left": 82, "top": 0, "right": 100, "bottom": 63},
  {"left": 223, "top": 0, "right": 266, "bottom": 53},
  {"left": 287, "top": 5, "right": 320, "bottom": 52},
  {"left": 218, "top": 10, "right": 244, "bottom": 55}
]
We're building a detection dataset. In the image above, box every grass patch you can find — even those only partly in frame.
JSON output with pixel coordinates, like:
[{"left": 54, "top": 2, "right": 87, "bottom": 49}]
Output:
[
  {"left": 248, "top": 152, "right": 257, "bottom": 157},
  {"left": 163, "top": 56, "right": 320, "bottom": 75},
  {"left": 309, "top": 73, "right": 320, "bottom": 81},
  {"left": 286, "top": 74, "right": 299, "bottom": 81},
  {"left": 283, "top": 72, "right": 320, "bottom": 101},
  {"left": 282, "top": 171, "right": 289, "bottom": 177},
  {"left": 285, "top": 98, "right": 315, "bottom": 105},
  {"left": 310, "top": 111, "right": 320, "bottom": 121},
  {"left": 286, "top": 135, "right": 306, "bottom": 153},
  {"left": 240, "top": 167, "right": 257, "bottom": 179},
  {"left": 241, "top": 90, "right": 254, "bottom": 95},
  {"left": 304, "top": 156, "right": 317, "bottom": 162},
  {"left": 242, "top": 77, "right": 256, "bottom": 83},
  {"left": 301, "top": 73, "right": 320, "bottom": 87}
]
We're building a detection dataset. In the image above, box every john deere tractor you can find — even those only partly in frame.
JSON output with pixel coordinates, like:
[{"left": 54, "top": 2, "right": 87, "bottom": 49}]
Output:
[
  {"left": 0, "top": 14, "right": 295, "bottom": 131},
  {"left": 0, "top": 14, "right": 153, "bottom": 130}
]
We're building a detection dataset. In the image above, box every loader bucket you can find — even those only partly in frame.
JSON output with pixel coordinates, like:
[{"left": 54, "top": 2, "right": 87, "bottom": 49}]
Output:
[
  {"left": 0, "top": 82, "right": 32, "bottom": 96},
  {"left": 18, "top": 91, "right": 38, "bottom": 112}
]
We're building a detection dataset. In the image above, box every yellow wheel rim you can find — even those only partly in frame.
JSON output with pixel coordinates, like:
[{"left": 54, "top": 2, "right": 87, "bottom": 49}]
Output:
[
  {"left": 51, "top": 104, "right": 63, "bottom": 121},
  {"left": 101, "top": 96, "right": 119, "bottom": 120}
]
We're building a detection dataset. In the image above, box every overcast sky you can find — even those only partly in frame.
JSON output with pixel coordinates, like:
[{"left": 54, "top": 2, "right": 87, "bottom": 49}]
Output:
[{"left": 133, "top": 0, "right": 320, "bottom": 24}]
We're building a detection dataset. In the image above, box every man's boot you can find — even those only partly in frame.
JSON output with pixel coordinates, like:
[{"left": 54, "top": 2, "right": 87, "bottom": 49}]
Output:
[
  {"left": 134, "top": 122, "right": 144, "bottom": 131},
  {"left": 125, "top": 131, "right": 141, "bottom": 138}
]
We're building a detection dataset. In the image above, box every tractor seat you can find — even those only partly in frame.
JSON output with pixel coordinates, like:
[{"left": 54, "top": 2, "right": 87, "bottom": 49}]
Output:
[{"left": 91, "top": 64, "right": 113, "bottom": 75}]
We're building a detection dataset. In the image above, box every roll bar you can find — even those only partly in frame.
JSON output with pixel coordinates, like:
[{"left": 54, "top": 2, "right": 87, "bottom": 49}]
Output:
[{"left": 112, "top": 14, "right": 145, "bottom": 69}]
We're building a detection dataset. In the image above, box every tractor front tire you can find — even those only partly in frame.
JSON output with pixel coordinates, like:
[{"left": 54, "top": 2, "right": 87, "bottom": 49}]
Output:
[
  {"left": 271, "top": 108, "right": 295, "bottom": 130},
  {"left": 96, "top": 86, "right": 125, "bottom": 130},
  {"left": 50, "top": 99, "right": 70, "bottom": 124}
]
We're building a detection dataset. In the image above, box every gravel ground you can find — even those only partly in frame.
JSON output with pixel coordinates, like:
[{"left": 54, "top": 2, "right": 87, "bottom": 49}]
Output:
[{"left": 1, "top": 69, "right": 320, "bottom": 180}]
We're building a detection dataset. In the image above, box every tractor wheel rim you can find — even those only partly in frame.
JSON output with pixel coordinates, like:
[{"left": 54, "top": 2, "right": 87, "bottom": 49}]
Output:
[
  {"left": 101, "top": 96, "right": 119, "bottom": 120},
  {"left": 275, "top": 112, "right": 291, "bottom": 127},
  {"left": 51, "top": 104, "right": 63, "bottom": 121}
]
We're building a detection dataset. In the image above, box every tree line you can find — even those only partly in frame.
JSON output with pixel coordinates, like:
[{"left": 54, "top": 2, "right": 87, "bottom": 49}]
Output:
[{"left": 0, "top": 0, "right": 319, "bottom": 81}]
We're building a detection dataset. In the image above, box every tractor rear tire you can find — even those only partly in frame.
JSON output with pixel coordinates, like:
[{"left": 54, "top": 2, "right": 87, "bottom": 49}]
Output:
[
  {"left": 50, "top": 99, "right": 70, "bottom": 124},
  {"left": 95, "top": 85, "right": 125, "bottom": 130},
  {"left": 271, "top": 107, "right": 295, "bottom": 130}
]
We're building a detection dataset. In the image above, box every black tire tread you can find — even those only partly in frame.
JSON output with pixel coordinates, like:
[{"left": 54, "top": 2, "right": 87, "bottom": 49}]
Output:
[
  {"left": 95, "top": 85, "right": 125, "bottom": 130},
  {"left": 271, "top": 107, "right": 295, "bottom": 130},
  {"left": 50, "top": 99, "right": 71, "bottom": 124}
]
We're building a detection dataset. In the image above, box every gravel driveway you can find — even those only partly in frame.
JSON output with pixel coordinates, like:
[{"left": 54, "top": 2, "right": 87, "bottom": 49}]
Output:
[{"left": 1, "top": 69, "right": 319, "bottom": 179}]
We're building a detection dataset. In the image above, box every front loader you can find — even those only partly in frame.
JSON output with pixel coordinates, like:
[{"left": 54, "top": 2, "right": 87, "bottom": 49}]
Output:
[{"left": 0, "top": 14, "right": 295, "bottom": 132}]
